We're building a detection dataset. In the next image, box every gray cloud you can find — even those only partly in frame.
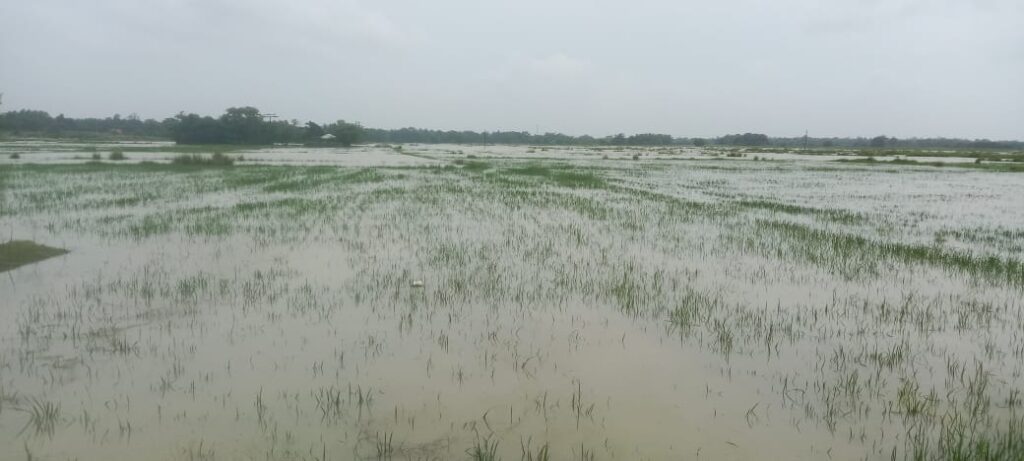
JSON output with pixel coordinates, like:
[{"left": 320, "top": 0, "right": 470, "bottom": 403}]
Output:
[{"left": 1, "top": 0, "right": 1021, "bottom": 138}]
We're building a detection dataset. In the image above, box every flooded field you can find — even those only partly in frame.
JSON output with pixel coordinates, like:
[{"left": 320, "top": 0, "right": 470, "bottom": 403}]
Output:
[{"left": 1, "top": 143, "right": 1023, "bottom": 460}]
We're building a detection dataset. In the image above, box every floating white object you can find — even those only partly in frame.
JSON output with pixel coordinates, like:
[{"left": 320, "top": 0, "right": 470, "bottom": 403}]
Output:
[{"left": 411, "top": 280, "right": 425, "bottom": 288}]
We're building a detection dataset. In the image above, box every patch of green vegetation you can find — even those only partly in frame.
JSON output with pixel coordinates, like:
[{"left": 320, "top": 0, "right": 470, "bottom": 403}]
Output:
[
  {"left": 739, "top": 146, "right": 1024, "bottom": 161},
  {"left": 170, "top": 152, "right": 239, "bottom": 167},
  {"left": 755, "top": 220, "right": 1024, "bottom": 285},
  {"left": 836, "top": 157, "right": 1024, "bottom": 172},
  {"left": 609, "top": 184, "right": 724, "bottom": 219},
  {"left": 908, "top": 412, "right": 1024, "bottom": 461},
  {"left": 126, "top": 214, "right": 174, "bottom": 239},
  {"left": 81, "top": 144, "right": 253, "bottom": 154},
  {"left": 935, "top": 227, "right": 1024, "bottom": 254},
  {"left": 222, "top": 168, "right": 289, "bottom": 188},
  {"left": 233, "top": 197, "right": 335, "bottom": 216},
  {"left": 121, "top": 206, "right": 235, "bottom": 238},
  {"left": 466, "top": 436, "right": 500, "bottom": 461},
  {"left": 252, "top": 167, "right": 388, "bottom": 193},
  {"left": 458, "top": 160, "right": 491, "bottom": 172},
  {"left": 868, "top": 149, "right": 1024, "bottom": 161},
  {"left": 504, "top": 163, "right": 608, "bottom": 188},
  {"left": 736, "top": 199, "right": 867, "bottom": 225},
  {"left": 346, "top": 168, "right": 391, "bottom": 183},
  {"left": 263, "top": 173, "right": 336, "bottom": 193},
  {"left": 0, "top": 240, "right": 68, "bottom": 273}
]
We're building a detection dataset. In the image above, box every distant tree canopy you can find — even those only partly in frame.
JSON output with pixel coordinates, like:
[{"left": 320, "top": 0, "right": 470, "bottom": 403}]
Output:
[
  {"left": 764, "top": 136, "right": 1021, "bottom": 149},
  {"left": 623, "top": 133, "right": 675, "bottom": 145},
  {"left": 1, "top": 106, "right": 1021, "bottom": 149},
  {"left": 0, "top": 109, "right": 167, "bottom": 138},
  {"left": 220, "top": 106, "right": 272, "bottom": 144},
  {"left": 320, "top": 121, "right": 364, "bottom": 146},
  {"left": 304, "top": 122, "right": 325, "bottom": 139},
  {"left": 167, "top": 107, "right": 303, "bottom": 145},
  {"left": 362, "top": 128, "right": 578, "bottom": 145},
  {"left": 360, "top": 128, "right": 679, "bottom": 146},
  {"left": 167, "top": 113, "right": 224, "bottom": 144},
  {"left": 870, "top": 135, "right": 899, "bottom": 148},
  {"left": 716, "top": 133, "right": 770, "bottom": 146}
]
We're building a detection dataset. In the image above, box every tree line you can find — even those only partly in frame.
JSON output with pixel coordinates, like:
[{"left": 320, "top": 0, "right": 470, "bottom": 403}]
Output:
[
  {"left": 769, "top": 135, "right": 1022, "bottom": 150},
  {"left": 0, "top": 110, "right": 167, "bottom": 138},
  {"left": 362, "top": 128, "right": 677, "bottom": 146},
  {"left": 0, "top": 107, "right": 365, "bottom": 146},
  {"left": 167, "top": 107, "right": 364, "bottom": 146},
  {"left": 1, "top": 106, "right": 1020, "bottom": 149}
]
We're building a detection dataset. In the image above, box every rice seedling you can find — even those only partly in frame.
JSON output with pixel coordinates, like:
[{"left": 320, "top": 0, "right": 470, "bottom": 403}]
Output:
[
  {"left": 375, "top": 431, "right": 394, "bottom": 460},
  {"left": 312, "top": 386, "right": 344, "bottom": 422},
  {"left": 184, "top": 440, "right": 216, "bottom": 461},
  {"left": 254, "top": 388, "right": 267, "bottom": 428},
  {"left": 19, "top": 398, "right": 60, "bottom": 438},
  {"left": 520, "top": 438, "right": 550, "bottom": 461},
  {"left": 467, "top": 435, "right": 500, "bottom": 461}
]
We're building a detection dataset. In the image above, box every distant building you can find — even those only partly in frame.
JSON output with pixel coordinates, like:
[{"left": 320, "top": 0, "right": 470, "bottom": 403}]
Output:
[{"left": 320, "top": 134, "right": 336, "bottom": 140}]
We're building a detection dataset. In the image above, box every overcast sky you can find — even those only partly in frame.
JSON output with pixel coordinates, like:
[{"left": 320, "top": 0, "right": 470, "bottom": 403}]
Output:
[{"left": 1, "top": 0, "right": 1022, "bottom": 139}]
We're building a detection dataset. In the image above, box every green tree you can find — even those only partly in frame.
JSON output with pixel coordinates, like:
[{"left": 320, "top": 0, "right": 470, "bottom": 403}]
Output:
[
  {"left": 0, "top": 110, "right": 53, "bottom": 132},
  {"left": 627, "top": 133, "right": 674, "bottom": 145},
  {"left": 169, "top": 112, "right": 226, "bottom": 144},
  {"left": 305, "top": 122, "right": 325, "bottom": 140},
  {"left": 324, "top": 120, "right": 363, "bottom": 146},
  {"left": 716, "top": 133, "right": 769, "bottom": 146},
  {"left": 220, "top": 106, "right": 268, "bottom": 144}
]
